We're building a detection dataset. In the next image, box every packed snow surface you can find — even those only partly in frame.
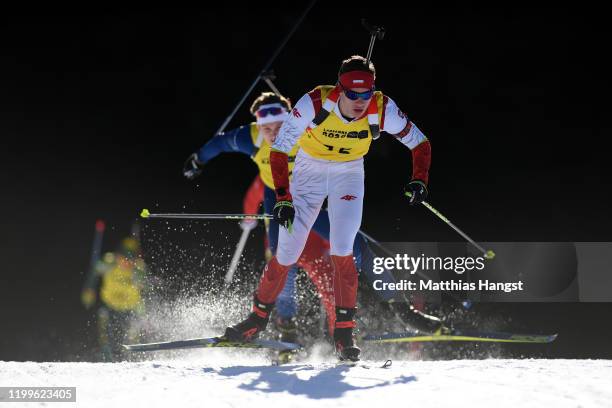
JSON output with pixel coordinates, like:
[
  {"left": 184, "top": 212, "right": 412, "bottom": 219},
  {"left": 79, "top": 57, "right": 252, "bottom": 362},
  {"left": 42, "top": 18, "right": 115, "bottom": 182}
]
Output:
[{"left": 2, "top": 353, "right": 611, "bottom": 407}]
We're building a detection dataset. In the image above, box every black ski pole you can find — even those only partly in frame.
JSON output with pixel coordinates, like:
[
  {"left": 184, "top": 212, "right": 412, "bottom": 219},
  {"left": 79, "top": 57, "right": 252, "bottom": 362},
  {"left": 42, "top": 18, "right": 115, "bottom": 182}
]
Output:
[
  {"left": 404, "top": 192, "right": 495, "bottom": 260},
  {"left": 361, "top": 19, "right": 385, "bottom": 140},
  {"left": 140, "top": 209, "right": 272, "bottom": 220},
  {"left": 212, "top": 0, "right": 317, "bottom": 137},
  {"left": 361, "top": 19, "right": 385, "bottom": 67},
  {"left": 358, "top": 229, "right": 472, "bottom": 306}
]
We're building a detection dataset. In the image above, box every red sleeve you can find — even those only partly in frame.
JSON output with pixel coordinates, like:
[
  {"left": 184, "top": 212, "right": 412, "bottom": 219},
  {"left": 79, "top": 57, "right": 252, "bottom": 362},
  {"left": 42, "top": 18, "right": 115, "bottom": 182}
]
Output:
[
  {"left": 243, "top": 175, "right": 265, "bottom": 214},
  {"left": 411, "top": 140, "right": 431, "bottom": 184},
  {"left": 270, "top": 150, "right": 292, "bottom": 201},
  {"left": 308, "top": 88, "right": 322, "bottom": 114}
]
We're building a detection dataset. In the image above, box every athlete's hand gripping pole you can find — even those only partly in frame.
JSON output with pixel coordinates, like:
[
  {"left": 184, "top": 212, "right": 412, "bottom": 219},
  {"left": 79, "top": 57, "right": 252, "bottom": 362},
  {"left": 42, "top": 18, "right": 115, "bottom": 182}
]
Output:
[{"left": 270, "top": 150, "right": 294, "bottom": 232}]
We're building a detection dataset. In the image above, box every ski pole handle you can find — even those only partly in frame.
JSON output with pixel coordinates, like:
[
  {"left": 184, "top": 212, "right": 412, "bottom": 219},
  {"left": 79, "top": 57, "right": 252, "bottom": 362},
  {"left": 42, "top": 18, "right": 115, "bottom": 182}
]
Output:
[
  {"left": 361, "top": 19, "right": 386, "bottom": 40},
  {"left": 361, "top": 19, "right": 385, "bottom": 64},
  {"left": 261, "top": 70, "right": 283, "bottom": 97}
]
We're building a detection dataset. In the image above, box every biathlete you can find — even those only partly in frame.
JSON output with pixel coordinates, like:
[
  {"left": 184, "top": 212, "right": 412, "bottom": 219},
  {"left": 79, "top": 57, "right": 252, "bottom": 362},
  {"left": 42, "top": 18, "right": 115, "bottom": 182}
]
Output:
[{"left": 225, "top": 55, "right": 438, "bottom": 361}]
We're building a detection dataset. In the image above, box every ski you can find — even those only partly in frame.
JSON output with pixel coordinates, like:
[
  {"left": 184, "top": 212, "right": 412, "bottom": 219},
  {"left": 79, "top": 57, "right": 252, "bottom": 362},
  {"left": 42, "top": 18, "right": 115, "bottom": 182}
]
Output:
[
  {"left": 336, "top": 359, "right": 393, "bottom": 369},
  {"left": 123, "top": 336, "right": 302, "bottom": 352},
  {"left": 362, "top": 329, "right": 557, "bottom": 344}
]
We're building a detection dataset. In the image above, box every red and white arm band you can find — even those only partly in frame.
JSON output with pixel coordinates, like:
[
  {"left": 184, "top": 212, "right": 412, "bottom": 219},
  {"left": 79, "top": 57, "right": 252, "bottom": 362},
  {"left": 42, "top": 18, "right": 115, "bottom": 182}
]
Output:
[{"left": 384, "top": 105, "right": 431, "bottom": 184}]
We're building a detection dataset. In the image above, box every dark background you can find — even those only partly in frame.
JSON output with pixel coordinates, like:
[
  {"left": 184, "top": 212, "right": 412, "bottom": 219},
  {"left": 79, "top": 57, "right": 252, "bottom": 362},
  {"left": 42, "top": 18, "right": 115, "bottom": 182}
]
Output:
[{"left": 1, "top": 3, "right": 610, "bottom": 361}]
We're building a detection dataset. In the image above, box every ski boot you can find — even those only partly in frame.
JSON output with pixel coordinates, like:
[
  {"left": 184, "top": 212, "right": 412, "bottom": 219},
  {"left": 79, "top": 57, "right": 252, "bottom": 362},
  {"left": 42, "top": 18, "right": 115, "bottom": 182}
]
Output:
[
  {"left": 388, "top": 300, "right": 450, "bottom": 335},
  {"left": 275, "top": 316, "right": 298, "bottom": 343},
  {"left": 273, "top": 316, "right": 299, "bottom": 364},
  {"left": 224, "top": 296, "right": 274, "bottom": 342},
  {"left": 334, "top": 307, "right": 361, "bottom": 362}
]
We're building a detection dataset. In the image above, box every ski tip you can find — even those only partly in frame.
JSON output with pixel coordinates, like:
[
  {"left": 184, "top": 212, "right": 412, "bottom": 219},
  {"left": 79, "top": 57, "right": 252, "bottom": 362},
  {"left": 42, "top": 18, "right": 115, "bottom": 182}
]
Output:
[
  {"left": 548, "top": 333, "right": 559, "bottom": 342},
  {"left": 140, "top": 209, "right": 150, "bottom": 218},
  {"left": 485, "top": 249, "right": 496, "bottom": 259}
]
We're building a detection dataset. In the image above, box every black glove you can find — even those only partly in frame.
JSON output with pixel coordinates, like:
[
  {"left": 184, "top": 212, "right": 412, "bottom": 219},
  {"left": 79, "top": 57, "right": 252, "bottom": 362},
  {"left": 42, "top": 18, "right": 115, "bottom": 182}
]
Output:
[
  {"left": 273, "top": 200, "right": 295, "bottom": 232},
  {"left": 405, "top": 180, "right": 428, "bottom": 205},
  {"left": 183, "top": 153, "right": 204, "bottom": 180}
]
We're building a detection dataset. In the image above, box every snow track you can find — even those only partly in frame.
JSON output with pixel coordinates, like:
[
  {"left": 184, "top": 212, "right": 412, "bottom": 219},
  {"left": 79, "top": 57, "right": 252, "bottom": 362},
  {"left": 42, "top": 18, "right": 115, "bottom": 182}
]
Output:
[{"left": 2, "top": 356, "right": 611, "bottom": 407}]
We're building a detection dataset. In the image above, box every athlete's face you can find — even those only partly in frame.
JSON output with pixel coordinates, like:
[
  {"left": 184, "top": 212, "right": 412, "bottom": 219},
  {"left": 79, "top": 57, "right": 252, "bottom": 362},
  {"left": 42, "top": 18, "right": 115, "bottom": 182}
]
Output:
[
  {"left": 339, "top": 87, "right": 372, "bottom": 119},
  {"left": 258, "top": 121, "right": 283, "bottom": 145}
]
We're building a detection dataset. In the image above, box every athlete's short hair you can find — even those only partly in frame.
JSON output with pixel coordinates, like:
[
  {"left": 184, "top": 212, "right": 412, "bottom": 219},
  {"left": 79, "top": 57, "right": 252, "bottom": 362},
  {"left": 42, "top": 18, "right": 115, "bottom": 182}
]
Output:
[
  {"left": 250, "top": 92, "right": 291, "bottom": 116},
  {"left": 338, "top": 55, "right": 376, "bottom": 79}
]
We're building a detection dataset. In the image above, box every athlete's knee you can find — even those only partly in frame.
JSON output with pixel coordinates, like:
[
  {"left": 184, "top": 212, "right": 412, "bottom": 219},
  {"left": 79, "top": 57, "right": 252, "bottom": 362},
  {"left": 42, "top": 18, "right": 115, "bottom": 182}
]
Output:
[
  {"left": 276, "top": 251, "right": 301, "bottom": 266},
  {"left": 330, "top": 243, "right": 355, "bottom": 257}
]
